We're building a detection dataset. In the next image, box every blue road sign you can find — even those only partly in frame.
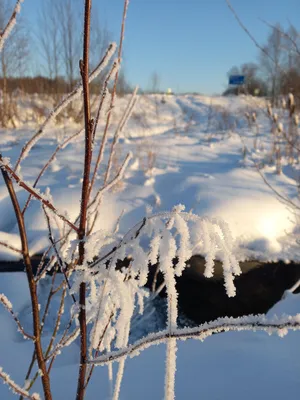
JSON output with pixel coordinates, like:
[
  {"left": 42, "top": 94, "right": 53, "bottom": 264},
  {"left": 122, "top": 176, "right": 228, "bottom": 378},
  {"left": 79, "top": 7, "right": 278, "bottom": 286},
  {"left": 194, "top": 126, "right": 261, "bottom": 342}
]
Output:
[{"left": 229, "top": 75, "right": 245, "bottom": 85}]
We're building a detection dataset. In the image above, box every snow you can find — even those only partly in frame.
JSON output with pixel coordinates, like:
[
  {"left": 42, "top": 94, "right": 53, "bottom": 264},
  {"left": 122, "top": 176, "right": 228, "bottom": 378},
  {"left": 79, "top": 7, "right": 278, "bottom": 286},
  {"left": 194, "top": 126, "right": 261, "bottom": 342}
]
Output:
[
  {"left": 0, "top": 272, "right": 300, "bottom": 399},
  {"left": 1, "top": 93, "right": 300, "bottom": 398},
  {"left": 0, "top": 94, "right": 298, "bottom": 263}
]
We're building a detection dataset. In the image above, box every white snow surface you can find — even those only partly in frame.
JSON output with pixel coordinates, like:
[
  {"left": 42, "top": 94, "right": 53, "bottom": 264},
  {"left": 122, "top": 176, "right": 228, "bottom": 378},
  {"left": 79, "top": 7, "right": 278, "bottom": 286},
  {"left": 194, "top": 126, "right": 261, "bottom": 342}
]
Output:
[
  {"left": 0, "top": 93, "right": 298, "bottom": 262},
  {"left": 0, "top": 272, "right": 300, "bottom": 399},
  {"left": 1, "top": 94, "right": 300, "bottom": 398}
]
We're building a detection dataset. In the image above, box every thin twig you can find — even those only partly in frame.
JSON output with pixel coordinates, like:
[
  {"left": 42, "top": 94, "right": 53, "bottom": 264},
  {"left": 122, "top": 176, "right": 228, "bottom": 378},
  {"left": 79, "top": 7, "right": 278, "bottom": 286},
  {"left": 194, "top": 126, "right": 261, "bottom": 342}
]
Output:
[
  {"left": 99, "top": 0, "right": 130, "bottom": 186},
  {"left": 22, "top": 129, "right": 84, "bottom": 215},
  {"left": 14, "top": 43, "right": 116, "bottom": 171},
  {"left": 0, "top": 155, "right": 78, "bottom": 233},
  {"left": 0, "top": 240, "right": 22, "bottom": 254},
  {"left": 43, "top": 207, "right": 77, "bottom": 303},
  {"left": 0, "top": 367, "right": 40, "bottom": 400},
  {"left": 76, "top": 1, "right": 93, "bottom": 399},
  {"left": 0, "top": 0, "right": 24, "bottom": 52},
  {"left": 0, "top": 294, "right": 34, "bottom": 340},
  {"left": 1, "top": 169, "right": 52, "bottom": 400}
]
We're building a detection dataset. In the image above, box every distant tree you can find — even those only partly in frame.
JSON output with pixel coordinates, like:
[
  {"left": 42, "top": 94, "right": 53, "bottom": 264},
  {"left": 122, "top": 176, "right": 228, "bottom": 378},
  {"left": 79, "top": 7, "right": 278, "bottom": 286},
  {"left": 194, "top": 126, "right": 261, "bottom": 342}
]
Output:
[
  {"left": 57, "top": 0, "right": 81, "bottom": 91},
  {"left": 0, "top": 0, "right": 29, "bottom": 126},
  {"left": 37, "top": 0, "right": 62, "bottom": 102},
  {"left": 225, "top": 62, "right": 267, "bottom": 96},
  {"left": 150, "top": 71, "right": 160, "bottom": 93},
  {"left": 259, "top": 24, "right": 284, "bottom": 105},
  {"left": 116, "top": 70, "right": 132, "bottom": 96}
]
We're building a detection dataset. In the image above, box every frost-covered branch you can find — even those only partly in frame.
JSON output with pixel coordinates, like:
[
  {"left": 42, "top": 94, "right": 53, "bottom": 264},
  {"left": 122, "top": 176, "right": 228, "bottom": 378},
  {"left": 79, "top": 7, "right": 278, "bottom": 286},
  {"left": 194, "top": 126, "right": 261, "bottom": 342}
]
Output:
[
  {"left": 14, "top": 42, "right": 117, "bottom": 171},
  {"left": 89, "top": 314, "right": 300, "bottom": 365},
  {"left": 0, "top": 0, "right": 24, "bottom": 53},
  {"left": 261, "top": 19, "right": 300, "bottom": 56},
  {"left": 0, "top": 155, "right": 79, "bottom": 233},
  {"left": 89, "top": 152, "right": 132, "bottom": 209},
  {"left": 97, "top": 0, "right": 129, "bottom": 187},
  {"left": 91, "top": 60, "right": 118, "bottom": 144},
  {"left": 0, "top": 294, "right": 34, "bottom": 340},
  {"left": 89, "top": 61, "right": 119, "bottom": 195},
  {"left": 43, "top": 207, "right": 77, "bottom": 304},
  {"left": 22, "top": 128, "right": 84, "bottom": 215},
  {"left": 104, "top": 86, "right": 139, "bottom": 183},
  {"left": 0, "top": 367, "right": 40, "bottom": 400}
]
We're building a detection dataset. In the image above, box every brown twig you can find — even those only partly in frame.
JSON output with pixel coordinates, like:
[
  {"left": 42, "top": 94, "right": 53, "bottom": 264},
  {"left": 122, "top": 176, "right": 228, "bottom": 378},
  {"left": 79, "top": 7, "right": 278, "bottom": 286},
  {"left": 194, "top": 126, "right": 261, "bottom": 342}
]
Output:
[
  {"left": 0, "top": 0, "right": 24, "bottom": 52},
  {"left": 14, "top": 46, "right": 116, "bottom": 172},
  {"left": 89, "top": 61, "right": 119, "bottom": 196},
  {"left": 1, "top": 169, "right": 52, "bottom": 400},
  {"left": 0, "top": 155, "right": 78, "bottom": 233},
  {"left": 43, "top": 207, "right": 77, "bottom": 304},
  {"left": 76, "top": 1, "right": 93, "bottom": 399},
  {"left": 0, "top": 294, "right": 34, "bottom": 340},
  {"left": 22, "top": 128, "right": 84, "bottom": 215},
  {"left": 103, "top": 0, "right": 130, "bottom": 185},
  {"left": 0, "top": 240, "right": 22, "bottom": 255}
]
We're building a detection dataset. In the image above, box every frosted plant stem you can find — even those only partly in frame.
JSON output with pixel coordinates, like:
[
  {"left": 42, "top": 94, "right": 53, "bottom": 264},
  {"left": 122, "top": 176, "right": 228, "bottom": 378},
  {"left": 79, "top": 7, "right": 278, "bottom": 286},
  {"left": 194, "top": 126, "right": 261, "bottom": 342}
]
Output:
[
  {"left": 165, "top": 338, "right": 177, "bottom": 400},
  {"left": 0, "top": 367, "right": 40, "bottom": 400},
  {"left": 112, "top": 358, "right": 126, "bottom": 400},
  {"left": 108, "top": 363, "right": 113, "bottom": 399},
  {"left": 76, "top": 1, "right": 93, "bottom": 399},
  {"left": 22, "top": 128, "right": 84, "bottom": 215},
  {"left": 0, "top": 0, "right": 24, "bottom": 53},
  {"left": 89, "top": 314, "right": 300, "bottom": 366},
  {"left": 14, "top": 43, "right": 116, "bottom": 172}
]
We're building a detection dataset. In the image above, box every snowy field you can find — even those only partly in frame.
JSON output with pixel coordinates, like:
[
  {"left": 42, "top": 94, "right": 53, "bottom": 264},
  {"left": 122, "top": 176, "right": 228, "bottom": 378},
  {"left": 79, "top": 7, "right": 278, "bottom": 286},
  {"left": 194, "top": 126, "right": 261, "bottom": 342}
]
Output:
[
  {"left": 0, "top": 94, "right": 298, "bottom": 262},
  {"left": 1, "top": 94, "right": 300, "bottom": 399}
]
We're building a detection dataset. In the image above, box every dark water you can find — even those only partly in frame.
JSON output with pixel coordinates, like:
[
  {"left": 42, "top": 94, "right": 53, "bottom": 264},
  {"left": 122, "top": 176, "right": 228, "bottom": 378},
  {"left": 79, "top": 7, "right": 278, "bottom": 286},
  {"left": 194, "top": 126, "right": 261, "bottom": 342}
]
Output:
[{"left": 1, "top": 255, "right": 300, "bottom": 325}]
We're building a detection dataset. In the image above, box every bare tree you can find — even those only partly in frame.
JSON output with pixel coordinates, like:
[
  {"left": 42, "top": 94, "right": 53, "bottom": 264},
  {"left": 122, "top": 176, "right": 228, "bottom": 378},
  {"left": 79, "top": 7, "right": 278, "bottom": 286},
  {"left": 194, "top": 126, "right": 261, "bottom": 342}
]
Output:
[
  {"left": 57, "top": 0, "right": 81, "bottom": 91},
  {"left": 150, "top": 71, "right": 160, "bottom": 93},
  {"left": 37, "top": 0, "right": 61, "bottom": 102},
  {"left": 226, "top": 62, "right": 267, "bottom": 96},
  {"left": 0, "top": 0, "right": 29, "bottom": 126},
  {"left": 260, "top": 24, "right": 284, "bottom": 105}
]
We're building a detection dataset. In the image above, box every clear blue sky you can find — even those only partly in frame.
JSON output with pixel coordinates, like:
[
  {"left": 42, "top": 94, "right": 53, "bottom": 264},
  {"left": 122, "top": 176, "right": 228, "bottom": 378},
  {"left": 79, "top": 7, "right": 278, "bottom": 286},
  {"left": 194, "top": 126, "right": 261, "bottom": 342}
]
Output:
[{"left": 21, "top": 0, "right": 300, "bottom": 94}]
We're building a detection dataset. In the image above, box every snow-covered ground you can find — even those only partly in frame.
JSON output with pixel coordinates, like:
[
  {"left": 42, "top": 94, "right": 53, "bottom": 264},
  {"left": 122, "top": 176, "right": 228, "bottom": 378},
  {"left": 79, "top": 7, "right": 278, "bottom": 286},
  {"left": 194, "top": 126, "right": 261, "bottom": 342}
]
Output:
[
  {"left": 0, "top": 272, "right": 300, "bottom": 400},
  {"left": 1, "top": 93, "right": 300, "bottom": 399},
  {"left": 0, "top": 94, "right": 298, "bottom": 262}
]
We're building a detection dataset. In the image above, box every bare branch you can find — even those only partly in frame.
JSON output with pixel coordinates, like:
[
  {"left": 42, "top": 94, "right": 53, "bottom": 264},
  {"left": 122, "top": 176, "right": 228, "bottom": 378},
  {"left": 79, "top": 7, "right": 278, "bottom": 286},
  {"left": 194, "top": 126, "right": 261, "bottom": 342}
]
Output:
[
  {"left": 22, "top": 128, "right": 84, "bottom": 215},
  {"left": 14, "top": 42, "right": 117, "bottom": 171},
  {"left": 0, "top": 240, "right": 22, "bottom": 255},
  {"left": 97, "top": 0, "right": 129, "bottom": 187},
  {"left": 89, "top": 152, "right": 132, "bottom": 209},
  {"left": 0, "top": 0, "right": 24, "bottom": 53},
  {"left": 0, "top": 167, "right": 52, "bottom": 400},
  {"left": 76, "top": 1, "right": 93, "bottom": 398},
  {"left": 0, "top": 294, "right": 34, "bottom": 340},
  {"left": 43, "top": 207, "right": 77, "bottom": 304},
  {"left": 104, "top": 86, "right": 138, "bottom": 183},
  {"left": 261, "top": 19, "right": 300, "bottom": 56},
  {"left": 89, "top": 61, "right": 119, "bottom": 195},
  {"left": 0, "top": 155, "right": 79, "bottom": 233}
]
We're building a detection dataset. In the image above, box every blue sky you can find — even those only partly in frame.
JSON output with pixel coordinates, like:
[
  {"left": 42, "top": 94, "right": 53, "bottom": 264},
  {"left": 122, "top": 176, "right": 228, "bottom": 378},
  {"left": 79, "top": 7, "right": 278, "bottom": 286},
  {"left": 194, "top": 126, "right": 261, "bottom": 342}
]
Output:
[{"left": 21, "top": 0, "right": 300, "bottom": 94}]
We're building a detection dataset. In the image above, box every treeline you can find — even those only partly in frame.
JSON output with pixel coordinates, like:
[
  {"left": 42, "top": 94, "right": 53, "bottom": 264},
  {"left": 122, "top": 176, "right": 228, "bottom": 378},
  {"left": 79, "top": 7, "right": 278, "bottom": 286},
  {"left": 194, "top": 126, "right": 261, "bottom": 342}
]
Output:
[
  {"left": 0, "top": 0, "right": 132, "bottom": 126},
  {"left": 224, "top": 23, "right": 300, "bottom": 105},
  {"left": 0, "top": 73, "right": 131, "bottom": 96}
]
